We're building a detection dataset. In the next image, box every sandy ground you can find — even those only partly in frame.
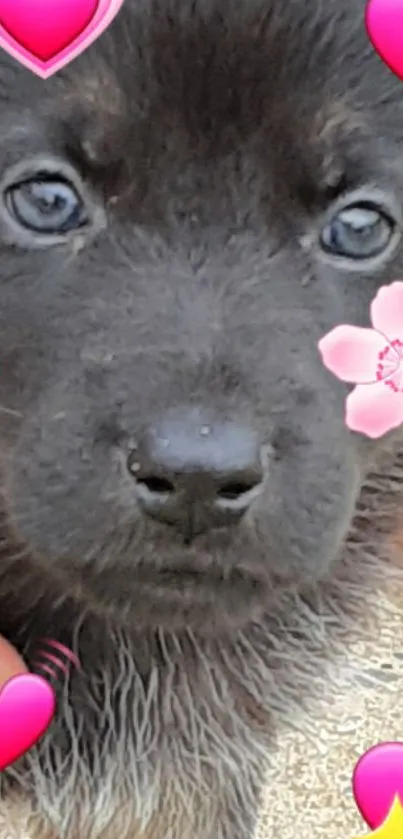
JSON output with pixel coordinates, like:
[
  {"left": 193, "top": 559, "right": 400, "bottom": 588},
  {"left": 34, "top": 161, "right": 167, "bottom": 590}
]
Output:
[{"left": 256, "top": 586, "right": 403, "bottom": 839}]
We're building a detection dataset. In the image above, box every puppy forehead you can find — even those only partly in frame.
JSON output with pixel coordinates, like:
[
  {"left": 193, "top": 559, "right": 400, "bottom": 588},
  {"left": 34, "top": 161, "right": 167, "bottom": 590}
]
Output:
[
  {"left": 56, "top": 8, "right": 362, "bottom": 177},
  {"left": 1, "top": 0, "right": 377, "bottom": 188}
]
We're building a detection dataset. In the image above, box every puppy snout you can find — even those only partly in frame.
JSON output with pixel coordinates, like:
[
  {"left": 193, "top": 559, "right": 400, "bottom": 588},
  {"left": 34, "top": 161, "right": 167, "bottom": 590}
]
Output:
[{"left": 126, "top": 410, "right": 265, "bottom": 537}]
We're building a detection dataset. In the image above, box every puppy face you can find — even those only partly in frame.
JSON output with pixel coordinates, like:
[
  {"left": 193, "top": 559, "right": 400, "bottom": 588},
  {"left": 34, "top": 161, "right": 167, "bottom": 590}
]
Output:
[{"left": 0, "top": 0, "right": 402, "bottom": 631}]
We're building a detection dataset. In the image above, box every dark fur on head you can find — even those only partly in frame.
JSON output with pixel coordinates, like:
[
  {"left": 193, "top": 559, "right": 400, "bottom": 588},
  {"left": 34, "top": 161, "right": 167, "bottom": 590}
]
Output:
[{"left": 1, "top": 0, "right": 403, "bottom": 836}]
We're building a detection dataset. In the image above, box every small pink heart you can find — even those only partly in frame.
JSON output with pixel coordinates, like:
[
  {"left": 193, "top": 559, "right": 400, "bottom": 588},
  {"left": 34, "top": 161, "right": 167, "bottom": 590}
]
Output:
[
  {"left": 352, "top": 742, "right": 403, "bottom": 829},
  {"left": 0, "top": 0, "right": 126, "bottom": 79},
  {"left": 0, "top": 673, "right": 55, "bottom": 771},
  {"left": 365, "top": 0, "right": 403, "bottom": 82}
]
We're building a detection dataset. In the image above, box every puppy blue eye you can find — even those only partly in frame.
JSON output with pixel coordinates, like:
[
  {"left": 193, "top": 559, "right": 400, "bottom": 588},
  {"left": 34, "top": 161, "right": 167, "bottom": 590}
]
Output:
[
  {"left": 320, "top": 203, "right": 394, "bottom": 259},
  {"left": 5, "top": 177, "right": 88, "bottom": 234}
]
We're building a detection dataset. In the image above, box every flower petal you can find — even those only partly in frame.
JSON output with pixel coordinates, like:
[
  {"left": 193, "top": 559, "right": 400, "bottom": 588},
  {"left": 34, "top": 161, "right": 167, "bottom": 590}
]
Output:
[
  {"left": 345, "top": 381, "right": 403, "bottom": 438},
  {"left": 318, "top": 325, "right": 398, "bottom": 384},
  {"left": 370, "top": 281, "right": 403, "bottom": 340}
]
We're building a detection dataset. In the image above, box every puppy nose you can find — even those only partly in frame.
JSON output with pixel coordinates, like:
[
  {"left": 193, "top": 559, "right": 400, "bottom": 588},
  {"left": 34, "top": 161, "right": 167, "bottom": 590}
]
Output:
[{"left": 127, "top": 414, "right": 265, "bottom": 536}]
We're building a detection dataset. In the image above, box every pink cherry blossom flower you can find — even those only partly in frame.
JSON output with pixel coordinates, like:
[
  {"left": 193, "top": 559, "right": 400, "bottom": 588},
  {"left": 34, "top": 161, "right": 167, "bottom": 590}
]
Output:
[{"left": 318, "top": 281, "right": 403, "bottom": 439}]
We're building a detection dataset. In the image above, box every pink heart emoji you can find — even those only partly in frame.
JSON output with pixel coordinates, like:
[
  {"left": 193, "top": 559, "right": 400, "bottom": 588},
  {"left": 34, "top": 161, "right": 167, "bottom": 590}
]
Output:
[
  {"left": 352, "top": 742, "right": 403, "bottom": 829},
  {"left": 366, "top": 0, "right": 403, "bottom": 82},
  {"left": 0, "top": 0, "right": 126, "bottom": 79},
  {"left": 0, "top": 673, "right": 56, "bottom": 771}
]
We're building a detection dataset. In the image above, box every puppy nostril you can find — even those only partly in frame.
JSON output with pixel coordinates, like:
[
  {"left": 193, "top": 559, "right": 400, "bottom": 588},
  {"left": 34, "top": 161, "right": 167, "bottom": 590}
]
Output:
[
  {"left": 217, "top": 481, "right": 258, "bottom": 500},
  {"left": 137, "top": 476, "right": 176, "bottom": 495}
]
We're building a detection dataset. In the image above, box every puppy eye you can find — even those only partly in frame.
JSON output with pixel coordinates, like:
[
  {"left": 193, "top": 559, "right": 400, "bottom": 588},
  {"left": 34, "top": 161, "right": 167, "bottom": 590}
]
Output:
[
  {"left": 5, "top": 176, "right": 88, "bottom": 234},
  {"left": 320, "top": 203, "right": 394, "bottom": 260}
]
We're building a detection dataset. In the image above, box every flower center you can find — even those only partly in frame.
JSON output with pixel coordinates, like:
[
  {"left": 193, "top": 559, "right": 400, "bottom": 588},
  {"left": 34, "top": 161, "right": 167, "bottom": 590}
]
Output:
[{"left": 377, "top": 339, "right": 403, "bottom": 393}]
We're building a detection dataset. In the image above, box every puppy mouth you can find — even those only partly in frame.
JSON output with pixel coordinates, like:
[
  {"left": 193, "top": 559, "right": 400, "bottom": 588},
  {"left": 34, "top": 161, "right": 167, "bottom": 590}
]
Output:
[
  {"left": 132, "top": 557, "right": 266, "bottom": 595},
  {"left": 128, "top": 522, "right": 269, "bottom": 589},
  {"left": 151, "top": 514, "right": 236, "bottom": 546},
  {"left": 143, "top": 565, "right": 234, "bottom": 585}
]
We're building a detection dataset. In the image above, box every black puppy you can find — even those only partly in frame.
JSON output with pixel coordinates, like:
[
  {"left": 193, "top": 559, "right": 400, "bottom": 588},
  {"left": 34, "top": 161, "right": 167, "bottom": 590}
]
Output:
[{"left": 0, "top": 0, "right": 403, "bottom": 836}]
